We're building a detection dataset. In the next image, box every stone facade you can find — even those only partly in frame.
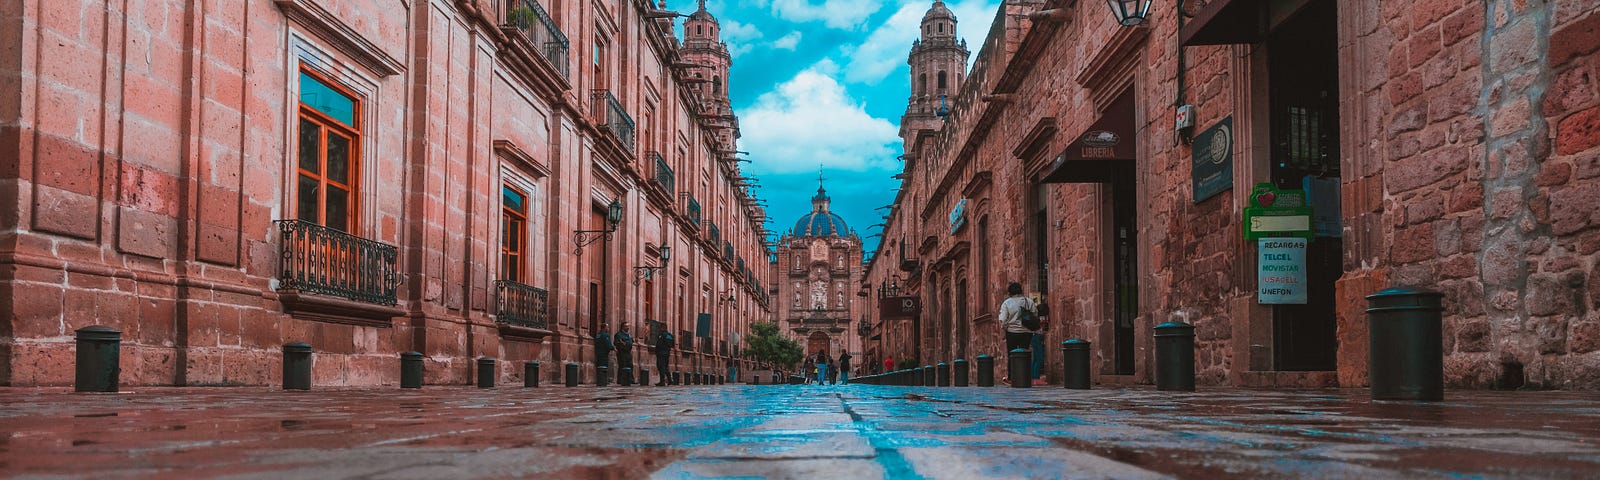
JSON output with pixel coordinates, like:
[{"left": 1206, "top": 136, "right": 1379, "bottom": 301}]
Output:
[
  {"left": 0, "top": 0, "right": 774, "bottom": 387},
  {"left": 772, "top": 184, "right": 866, "bottom": 369},
  {"left": 864, "top": 0, "right": 1600, "bottom": 389}
]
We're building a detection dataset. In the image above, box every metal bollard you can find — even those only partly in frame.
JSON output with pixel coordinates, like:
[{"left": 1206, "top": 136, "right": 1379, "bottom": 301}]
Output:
[
  {"left": 1367, "top": 288, "right": 1445, "bottom": 401},
  {"left": 400, "top": 352, "right": 423, "bottom": 389},
  {"left": 976, "top": 355, "right": 995, "bottom": 387},
  {"left": 525, "top": 361, "right": 540, "bottom": 388},
  {"left": 1154, "top": 322, "right": 1196, "bottom": 391},
  {"left": 923, "top": 365, "right": 935, "bottom": 386},
  {"left": 1009, "top": 349, "right": 1032, "bottom": 388},
  {"left": 937, "top": 362, "right": 951, "bottom": 386},
  {"left": 620, "top": 367, "right": 633, "bottom": 386},
  {"left": 597, "top": 365, "right": 610, "bottom": 387},
  {"left": 565, "top": 363, "right": 579, "bottom": 387},
  {"left": 953, "top": 358, "right": 969, "bottom": 387},
  {"left": 74, "top": 326, "right": 121, "bottom": 393},
  {"left": 282, "top": 342, "right": 312, "bottom": 391},
  {"left": 1062, "top": 340, "right": 1091, "bottom": 389},
  {"left": 672, "top": 371, "right": 681, "bottom": 385},
  {"left": 639, "top": 367, "right": 650, "bottom": 387},
  {"left": 477, "top": 357, "right": 496, "bottom": 388}
]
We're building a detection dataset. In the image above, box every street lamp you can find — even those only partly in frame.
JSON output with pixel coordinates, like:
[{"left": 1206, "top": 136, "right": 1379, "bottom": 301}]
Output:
[
  {"left": 633, "top": 246, "right": 671, "bottom": 284},
  {"left": 1106, "top": 0, "right": 1153, "bottom": 26},
  {"left": 573, "top": 199, "right": 624, "bottom": 253}
]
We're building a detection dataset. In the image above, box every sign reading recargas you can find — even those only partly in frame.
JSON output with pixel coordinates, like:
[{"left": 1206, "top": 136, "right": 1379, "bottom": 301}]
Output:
[{"left": 1258, "top": 237, "right": 1308, "bottom": 305}]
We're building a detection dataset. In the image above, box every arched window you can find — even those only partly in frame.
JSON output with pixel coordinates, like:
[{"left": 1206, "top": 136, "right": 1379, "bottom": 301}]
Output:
[{"left": 937, "top": 71, "right": 947, "bottom": 90}]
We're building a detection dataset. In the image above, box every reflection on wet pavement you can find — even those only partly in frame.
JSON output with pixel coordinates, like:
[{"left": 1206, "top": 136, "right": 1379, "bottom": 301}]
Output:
[{"left": 1, "top": 385, "right": 1597, "bottom": 479}]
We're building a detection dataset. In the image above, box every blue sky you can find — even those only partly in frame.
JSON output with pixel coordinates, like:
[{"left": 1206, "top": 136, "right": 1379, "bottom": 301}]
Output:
[{"left": 686, "top": 0, "right": 1000, "bottom": 256}]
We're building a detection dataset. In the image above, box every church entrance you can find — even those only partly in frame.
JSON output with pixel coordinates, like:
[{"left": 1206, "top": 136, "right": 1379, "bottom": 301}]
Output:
[{"left": 807, "top": 331, "right": 831, "bottom": 358}]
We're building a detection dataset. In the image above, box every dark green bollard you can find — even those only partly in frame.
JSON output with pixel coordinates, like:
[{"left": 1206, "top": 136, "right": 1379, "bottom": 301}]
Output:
[
  {"left": 672, "top": 371, "right": 681, "bottom": 385},
  {"left": 1367, "top": 288, "right": 1445, "bottom": 401},
  {"left": 923, "top": 365, "right": 934, "bottom": 386},
  {"left": 1062, "top": 340, "right": 1091, "bottom": 389},
  {"left": 597, "top": 365, "right": 610, "bottom": 387},
  {"left": 953, "top": 358, "right": 969, "bottom": 387},
  {"left": 477, "top": 357, "right": 496, "bottom": 388},
  {"left": 400, "top": 352, "right": 423, "bottom": 389},
  {"left": 976, "top": 355, "right": 995, "bottom": 387},
  {"left": 74, "top": 326, "right": 121, "bottom": 393},
  {"left": 565, "top": 363, "right": 579, "bottom": 387},
  {"left": 620, "top": 367, "right": 633, "bottom": 386},
  {"left": 1009, "top": 349, "right": 1032, "bottom": 388},
  {"left": 525, "top": 361, "right": 540, "bottom": 388},
  {"left": 282, "top": 342, "right": 312, "bottom": 391},
  {"left": 1154, "top": 322, "right": 1196, "bottom": 391},
  {"left": 639, "top": 367, "right": 650, "bottom": 387},
  {"left": 937, "top": 362, "right": 951, "bottom": 386}
]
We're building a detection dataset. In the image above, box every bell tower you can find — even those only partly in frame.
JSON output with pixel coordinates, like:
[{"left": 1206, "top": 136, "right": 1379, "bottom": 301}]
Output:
[
  {"left": 681, "top": 0, "right": 739, "bottom": 152},
  {"left": 900, "top": 1, "right": 969, "bottom": 151}
]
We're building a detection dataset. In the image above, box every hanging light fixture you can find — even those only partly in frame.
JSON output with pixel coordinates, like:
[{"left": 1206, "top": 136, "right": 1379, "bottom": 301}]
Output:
[{"left": 1106, "top": 0, "right": 1153, "bottom": 26}]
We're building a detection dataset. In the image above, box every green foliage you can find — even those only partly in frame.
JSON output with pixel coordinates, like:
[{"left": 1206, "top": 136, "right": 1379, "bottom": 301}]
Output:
[{"left": 745, "top": 321, "right": 803, "bottom": 369}]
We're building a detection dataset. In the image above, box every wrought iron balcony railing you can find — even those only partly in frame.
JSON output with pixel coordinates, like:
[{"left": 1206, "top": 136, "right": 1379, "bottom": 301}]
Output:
[
  {"left": 723, "top": 241, "right": 734, "bottom": 260},
  {"left": 590, "top": 89, "right": 635, "bottom": 147},
  {"left": 503, "top": 0, "right": 569, "bottom": 80},
  {"left": 685, "top": 195, "right": 702, "bottom": 228},
  {"left": 494, "top": 280, "right": 550, "bottom": 330},
  {"left": 649, "top": 152, "right": 674, "bottom": 193},
  {"left": 274, "top": 220, "right": 399, "bottom": 306},
  {"left": 706, "top": 221, "right": 721, "bottom": 249},
  {"left": 680, "top": 330, "right": 695, "bottom": 351}
]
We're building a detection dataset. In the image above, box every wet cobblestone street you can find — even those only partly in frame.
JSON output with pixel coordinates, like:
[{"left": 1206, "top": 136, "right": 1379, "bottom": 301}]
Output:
[{"left": 2, "top": 385, "right": 1599, "bottom": 479}]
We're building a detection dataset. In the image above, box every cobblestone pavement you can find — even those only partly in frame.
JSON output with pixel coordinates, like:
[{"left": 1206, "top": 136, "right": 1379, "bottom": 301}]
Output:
[{"left": 2, "top": 384, "right": 1599, "bottom": 479}]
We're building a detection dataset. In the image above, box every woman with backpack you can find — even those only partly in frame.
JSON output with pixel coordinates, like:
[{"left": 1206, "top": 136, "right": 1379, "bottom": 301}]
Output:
[{"left": 997, "top": 282, "right": 1038, "bottom": 383}]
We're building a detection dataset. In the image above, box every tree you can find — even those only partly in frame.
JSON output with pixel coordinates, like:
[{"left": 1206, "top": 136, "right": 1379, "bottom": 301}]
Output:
[{"left": 745, "top": 321, "right": 803, "bottom": 370}]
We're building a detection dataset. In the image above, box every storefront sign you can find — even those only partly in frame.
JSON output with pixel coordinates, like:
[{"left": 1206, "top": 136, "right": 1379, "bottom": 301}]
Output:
[
  {"left": 1243, "top": 183, "right": 1314, "bottom": 240},
  {"left": 1191, "top": 116, "right": 1233, "bottom": 203},
  {"left": 878, "top": 296, "right": 921, "bottom": 319},
  {"left": 949, "top": 198, "right": 968, "bottom": 234},
  {"left": 1258, "top": 237, "right": 1308, "bottom": 304}
]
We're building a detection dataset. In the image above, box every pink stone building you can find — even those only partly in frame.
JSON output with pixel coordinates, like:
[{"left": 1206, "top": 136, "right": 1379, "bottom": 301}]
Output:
[
  {"left": 0, "top": 0, "right": 774, "bottom": 386},
  {"left": 865, "top": 0, "right": 1600, "bottom": 389},
  {"left": 771, "top": 182, "right": 866, "bottom": 370}
]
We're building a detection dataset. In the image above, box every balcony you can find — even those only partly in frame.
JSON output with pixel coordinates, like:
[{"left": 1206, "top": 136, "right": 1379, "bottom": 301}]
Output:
[
  {"left": 590, "top": 90, "right": 635, "bottom": 148},
  {"left": 494, "top": 280, "right": 550, "bottom": 330},
  {"left": 706, "top": 221, "right": 721, "bottom": 249},
  {"left": 684, "top": 195, "right": 702, "bottom": 228},
  {"left": 723, "top": 241, "right": 734, "bottom": 261},
  {"left": 275, "top": 220, "right": 399, "bottom": 307},
  {"left": 649, "top": 151, "right": 674, "bottom": 193},
  {"left": 503, "top": 0, "right": 569, "bottom": 80}
]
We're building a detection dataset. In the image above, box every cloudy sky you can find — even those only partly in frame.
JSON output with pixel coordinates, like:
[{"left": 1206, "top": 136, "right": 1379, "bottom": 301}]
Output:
[{"left": 688, "top": 0, "right": 1000, "bottom": 256}]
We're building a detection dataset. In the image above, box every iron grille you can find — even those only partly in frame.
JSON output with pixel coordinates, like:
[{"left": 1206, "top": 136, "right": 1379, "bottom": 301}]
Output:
[
  {"left": 274, "top": 219, "right": 399, "bottom": 306},
  {"left": 590, "top": 90, "right": 635, "bottom": 147},
  {"left": 493, "top": 280, "right": 550, "bottom": 329},
  {"left": 680, "top": 330, "right": 694, "bottom": 351},
  {"left": 707, "top": 221, "right": 721, "bottom": 249},
  {"left": 503, "top": 0, "right": 569, "bottom": 79},
  {"left": 686, "top": 196, "right": 702, "bottom": 227},
  {"left": 650, "top": 151, "right": 674, "bottom": 193}
]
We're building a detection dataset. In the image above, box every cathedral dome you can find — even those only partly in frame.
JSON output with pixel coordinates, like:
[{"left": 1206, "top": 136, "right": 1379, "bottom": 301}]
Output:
[
  {"left": 792, "top": 184, "right": 850, "bottom": 237},
  {"left": 689, "top": 0, "right": 717, "bottom": 22},
  {"left": 923, "top": 1, "right": 955, "bottom": 22}
]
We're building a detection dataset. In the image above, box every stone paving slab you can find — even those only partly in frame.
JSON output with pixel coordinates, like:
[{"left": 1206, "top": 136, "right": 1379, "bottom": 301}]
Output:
[{"left": 1, "top": 385, "right": 1598, "bottom": 479}]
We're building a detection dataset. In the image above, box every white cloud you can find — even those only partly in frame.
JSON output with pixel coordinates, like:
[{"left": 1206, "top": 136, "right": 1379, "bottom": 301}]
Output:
[
  {"left": 768, "top": 0, "right": 884, "bottom": 30},
  {"left": 840, "top": 0, "right": 1000, "bottom": 85},
  {"left": 738, "top": 60, "right": 902, "bottom": 175},
  {"left": 720, "top": 19, "right": 763, "bottom": 56},
  {"left": 772, "top": 32, "right": 803, "bottom": 50}
]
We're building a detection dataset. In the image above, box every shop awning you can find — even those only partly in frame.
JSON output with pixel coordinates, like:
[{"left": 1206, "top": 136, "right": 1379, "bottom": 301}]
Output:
[
  {"left": 1039, "top": 92, "right": 1135, "bottom": 184},
  {"left": 1180, "top": 0, "right": 1266, "bottom": 46}
]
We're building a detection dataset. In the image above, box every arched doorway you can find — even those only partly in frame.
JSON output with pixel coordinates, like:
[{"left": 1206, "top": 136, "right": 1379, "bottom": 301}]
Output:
[{"left": 807, "top": 331, "right": 831, "bottom": 358}]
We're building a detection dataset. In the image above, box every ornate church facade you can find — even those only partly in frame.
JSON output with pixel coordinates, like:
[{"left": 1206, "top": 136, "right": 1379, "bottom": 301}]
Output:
[{"left": 772, "top": 183, "right": 865, "bottom": 367}]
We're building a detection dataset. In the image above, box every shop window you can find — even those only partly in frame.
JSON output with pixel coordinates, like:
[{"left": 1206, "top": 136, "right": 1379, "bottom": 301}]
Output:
[{"left": 296, "top": 68, "right": 360, "bottom": 232}]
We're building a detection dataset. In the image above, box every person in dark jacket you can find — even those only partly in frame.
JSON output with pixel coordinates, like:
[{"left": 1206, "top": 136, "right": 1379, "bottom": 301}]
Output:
[
  {"left": 594, "top": 326, "right": 614, "bottom": 378},
  {"left": 654, "top": 330, "right": 674, "bottom": 386},
  {"left": 614, "top": 322, "right": 635, "bottom": 381},
  {"left": 838, "top": 351, "right": 852, "bottom": 385}
]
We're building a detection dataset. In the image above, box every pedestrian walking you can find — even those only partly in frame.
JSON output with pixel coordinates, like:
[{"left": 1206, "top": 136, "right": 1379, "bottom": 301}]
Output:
[
  {"left": 614, "top": 323, "right": 635, "bottom": 382},
  {"left": 653, "top": 330, "right": 674, "bottom": 386},
  {"left": 814, "top": 351, "right": 830, "bottom": 385},
  {"left": 838, "top": 351, "right": 852, "bottom": 385},
  {"left": 884, "top": 356, "right": 894, "bottom": 374},
  {"left": 594, "top": 326, "right": 614, "bottom": 380},
  {"left": 997, "top": 282, "right": 1038, "bottom": 384},
  {"left": 825, "top": 352, "right": 839, "bottom": 385}
]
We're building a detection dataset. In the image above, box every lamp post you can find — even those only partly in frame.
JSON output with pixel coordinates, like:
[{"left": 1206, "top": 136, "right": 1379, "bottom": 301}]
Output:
[
  {"left": 574, "top": 199, "right": 623, "bottom": 254},
  {"left": 1106, "top": 0, "right": 1153, "bottom": 26},
  {"left": 633, "top": 246, "right": 671, "bottom": 284}
]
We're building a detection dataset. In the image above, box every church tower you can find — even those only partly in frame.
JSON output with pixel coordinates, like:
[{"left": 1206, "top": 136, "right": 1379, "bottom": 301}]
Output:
[
  {"left": 681, "top": 0, "right": 740, "bottom": 152},
  {"left": 900, "top": 1, "right": 969, "bottom": 150}
]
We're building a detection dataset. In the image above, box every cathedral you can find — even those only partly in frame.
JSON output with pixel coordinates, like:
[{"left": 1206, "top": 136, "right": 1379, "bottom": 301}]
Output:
[{"left": 773, "top": 181, "right": 865, "bottom": 368}]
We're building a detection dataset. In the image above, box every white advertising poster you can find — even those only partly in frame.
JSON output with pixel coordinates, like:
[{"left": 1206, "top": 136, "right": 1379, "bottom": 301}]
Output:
[{"left": 1258, "top": 237, "right": 1308, "bottom": 305}]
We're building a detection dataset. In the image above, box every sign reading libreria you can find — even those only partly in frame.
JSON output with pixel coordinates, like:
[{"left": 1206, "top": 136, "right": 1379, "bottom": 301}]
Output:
[
  {"left": 1258, "top": 238, "right": 1308, "bottom": 304},
  {"left": 1191, "top": 116, "right": 1233, "bottom": 203}
]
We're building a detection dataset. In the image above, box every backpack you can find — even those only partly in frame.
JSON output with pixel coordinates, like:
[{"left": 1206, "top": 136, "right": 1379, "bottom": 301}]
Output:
[{"left": 1019, "top": 301, "right": 1041, "bottom": 331}]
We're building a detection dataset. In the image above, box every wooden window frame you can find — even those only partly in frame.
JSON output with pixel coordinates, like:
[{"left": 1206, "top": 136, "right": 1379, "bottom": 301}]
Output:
[
  {"left": 295, "top": 67, "right": 362, "bottom": 232},
  {"left": 501, "top": 184, "right": 529, "bottom": 283}
]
